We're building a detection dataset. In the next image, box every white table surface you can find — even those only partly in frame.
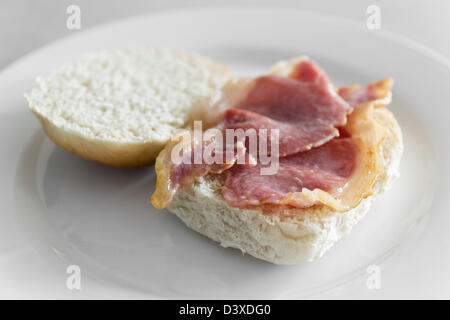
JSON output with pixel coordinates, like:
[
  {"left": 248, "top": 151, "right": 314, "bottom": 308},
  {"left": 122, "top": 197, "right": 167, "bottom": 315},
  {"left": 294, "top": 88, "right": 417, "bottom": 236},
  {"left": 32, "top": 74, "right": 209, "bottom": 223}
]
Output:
[{"left": 1, "top": 0, "right": 449, "bottom": 70}]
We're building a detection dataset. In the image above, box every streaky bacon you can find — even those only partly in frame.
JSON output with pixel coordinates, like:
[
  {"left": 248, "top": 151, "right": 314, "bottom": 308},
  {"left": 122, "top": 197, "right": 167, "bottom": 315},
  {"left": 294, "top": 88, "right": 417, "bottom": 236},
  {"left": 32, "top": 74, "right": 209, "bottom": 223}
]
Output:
[
  {"left": 338, "top": 78, "right": 392, "bottom": 108},
  {"left": 223, "top": 138, "right": 357, "bottom": 208},
  {"left": 151, "top": 58, "right": 393, "bottom": 212},
  {"left": 151, "top": 131, "right": 248, "bottom": 210},
  {"left": 225, "top": 61, "right": 352, "bottom": 156}
]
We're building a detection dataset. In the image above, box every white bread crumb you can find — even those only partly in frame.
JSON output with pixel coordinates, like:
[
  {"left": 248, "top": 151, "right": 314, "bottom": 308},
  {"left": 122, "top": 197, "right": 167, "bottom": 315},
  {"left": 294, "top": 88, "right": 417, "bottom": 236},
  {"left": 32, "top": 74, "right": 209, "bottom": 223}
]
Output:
[{"left": 25, "top": 48, "right": 231, "bottom": 167}]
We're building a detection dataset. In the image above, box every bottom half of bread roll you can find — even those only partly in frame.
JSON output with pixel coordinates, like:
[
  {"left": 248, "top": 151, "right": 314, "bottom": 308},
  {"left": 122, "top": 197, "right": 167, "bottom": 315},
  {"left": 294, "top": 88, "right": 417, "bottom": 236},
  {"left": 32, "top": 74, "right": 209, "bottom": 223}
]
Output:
[{"left": 167, "top": 108, "right": 403, "bottom": 265}]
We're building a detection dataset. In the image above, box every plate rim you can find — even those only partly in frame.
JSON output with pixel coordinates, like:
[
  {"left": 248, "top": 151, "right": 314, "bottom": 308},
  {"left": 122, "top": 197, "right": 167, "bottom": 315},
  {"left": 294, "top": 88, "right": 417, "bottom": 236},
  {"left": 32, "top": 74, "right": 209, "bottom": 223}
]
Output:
[{"left": 1, "top": 4, "right": 450, "bottom": 80}]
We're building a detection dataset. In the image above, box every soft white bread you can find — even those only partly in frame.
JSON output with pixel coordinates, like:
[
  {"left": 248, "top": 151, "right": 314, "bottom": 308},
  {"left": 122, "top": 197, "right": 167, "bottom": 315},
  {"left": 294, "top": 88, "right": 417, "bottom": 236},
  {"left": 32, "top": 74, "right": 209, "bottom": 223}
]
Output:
[
  {"left": 25, "top": 48, "right": 231, "bottom": 167},
  {"left": 166, "top": 56, "right": 403, "bottom": 265}
]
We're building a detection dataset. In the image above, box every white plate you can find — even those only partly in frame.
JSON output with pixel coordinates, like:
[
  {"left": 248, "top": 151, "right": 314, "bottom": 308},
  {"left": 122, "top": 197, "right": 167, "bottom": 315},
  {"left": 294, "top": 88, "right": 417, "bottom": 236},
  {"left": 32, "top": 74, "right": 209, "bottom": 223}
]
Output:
[{"left": 1, "top": 6, "right": 449, "bottom": 299}]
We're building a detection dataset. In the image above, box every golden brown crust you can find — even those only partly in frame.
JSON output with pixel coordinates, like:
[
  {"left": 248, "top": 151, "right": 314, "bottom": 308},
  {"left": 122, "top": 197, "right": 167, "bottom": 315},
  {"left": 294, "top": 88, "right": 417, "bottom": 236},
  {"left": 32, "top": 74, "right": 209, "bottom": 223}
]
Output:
[{"left": 35, "top": 112, "right": 164, "bottom": 167}]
